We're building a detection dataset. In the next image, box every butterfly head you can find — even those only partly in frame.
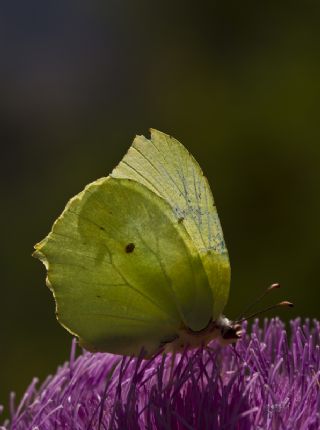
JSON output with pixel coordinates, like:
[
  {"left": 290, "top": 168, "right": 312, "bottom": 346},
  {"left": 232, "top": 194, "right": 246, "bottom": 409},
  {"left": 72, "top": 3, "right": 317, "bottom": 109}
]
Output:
[
  {"left": 161, "top": 317, "right": 242, "bottom": 354},
  {"left": 217, "top": 283, "right": 294, "bottom": 345},
  {"left": 156, "top": 283, "right": 294, "bottom": 356},
  {"left": 215, "top": 316, "right": 242, "bottom": 345}
]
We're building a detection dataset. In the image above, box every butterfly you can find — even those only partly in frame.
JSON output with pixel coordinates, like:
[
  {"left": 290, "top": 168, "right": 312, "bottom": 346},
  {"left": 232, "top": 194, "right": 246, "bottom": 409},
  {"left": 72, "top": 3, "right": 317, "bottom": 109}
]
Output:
[{"left": 34, "top": 129, "right": 292, "bottom": 357}]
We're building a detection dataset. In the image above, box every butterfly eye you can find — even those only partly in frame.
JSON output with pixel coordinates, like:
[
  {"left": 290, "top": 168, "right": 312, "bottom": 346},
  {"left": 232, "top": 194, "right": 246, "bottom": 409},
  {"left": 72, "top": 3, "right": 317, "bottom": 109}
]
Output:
[{"left": 221, "top": 326, "right": 241, "bottom": 341}]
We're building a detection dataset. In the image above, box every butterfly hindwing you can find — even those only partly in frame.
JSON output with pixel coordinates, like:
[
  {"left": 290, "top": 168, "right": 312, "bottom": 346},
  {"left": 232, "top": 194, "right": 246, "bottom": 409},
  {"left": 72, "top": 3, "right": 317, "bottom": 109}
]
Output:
[{"left": 34, "top": 177, "right": 213, "bottom": 356}]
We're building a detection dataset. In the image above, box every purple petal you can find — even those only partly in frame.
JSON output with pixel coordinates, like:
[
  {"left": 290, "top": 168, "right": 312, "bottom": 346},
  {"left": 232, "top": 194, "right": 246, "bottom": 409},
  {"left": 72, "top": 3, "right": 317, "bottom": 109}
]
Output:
[{"left": 1, "top": 318, "right": 320, "bottom": 429}]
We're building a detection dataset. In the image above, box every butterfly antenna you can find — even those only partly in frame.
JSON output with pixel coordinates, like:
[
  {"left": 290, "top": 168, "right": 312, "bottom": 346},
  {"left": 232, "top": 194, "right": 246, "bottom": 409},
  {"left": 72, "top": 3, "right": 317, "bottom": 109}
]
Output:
[
  {"left": 237, "top": 301, "right": 294, "bottom": 324},
  {"left": 236, "top": 283, "right": 281, "bottom": 322}
]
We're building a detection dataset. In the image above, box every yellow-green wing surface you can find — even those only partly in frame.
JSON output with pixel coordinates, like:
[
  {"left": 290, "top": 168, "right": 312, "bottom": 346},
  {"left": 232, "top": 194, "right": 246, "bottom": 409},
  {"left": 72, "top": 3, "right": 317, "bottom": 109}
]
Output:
[
  {"left": 112, "top": 129, "right": 230, "bottom": 319},
  {"left": 34, "top": 178, "right": 213, "bottom": 356}
]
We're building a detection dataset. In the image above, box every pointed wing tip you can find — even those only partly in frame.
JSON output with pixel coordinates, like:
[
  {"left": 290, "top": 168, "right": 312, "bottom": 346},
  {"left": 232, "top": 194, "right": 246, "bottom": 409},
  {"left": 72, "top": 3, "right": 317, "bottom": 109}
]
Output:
[
  {"left": 148, "top": 127, "right": 159, "bottom": 134},
  {"left": 134, "top": 128, "right": 161, "bottom": 140},
  {"left": 133, "top": 128, "right": 162, "bottom": 145},
  {"left": 134, "top": 128, "right": 174, "bottom": 145},
  {"left": 149, "top": 128, "right": 170, "bottom": 139}
]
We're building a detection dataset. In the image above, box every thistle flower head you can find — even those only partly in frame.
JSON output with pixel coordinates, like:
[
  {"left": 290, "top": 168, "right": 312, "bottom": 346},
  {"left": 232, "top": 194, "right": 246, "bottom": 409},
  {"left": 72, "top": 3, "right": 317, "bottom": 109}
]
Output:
[{"left": 2, "top": 318, "right": 320, "bottom": 429}]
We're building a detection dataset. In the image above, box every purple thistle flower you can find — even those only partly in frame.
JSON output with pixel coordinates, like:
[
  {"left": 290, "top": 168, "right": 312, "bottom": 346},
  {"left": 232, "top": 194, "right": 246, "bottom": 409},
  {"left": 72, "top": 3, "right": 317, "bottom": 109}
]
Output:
[{"left": 2, "top": 318, "right": 320, "bottom": 430}]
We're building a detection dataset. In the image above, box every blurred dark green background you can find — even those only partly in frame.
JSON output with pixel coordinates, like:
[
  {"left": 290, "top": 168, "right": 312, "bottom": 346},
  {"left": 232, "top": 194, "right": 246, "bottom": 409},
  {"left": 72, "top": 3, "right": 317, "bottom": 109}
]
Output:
[{"left": 1, "top": 0, "right": 320, "bottom": 417}]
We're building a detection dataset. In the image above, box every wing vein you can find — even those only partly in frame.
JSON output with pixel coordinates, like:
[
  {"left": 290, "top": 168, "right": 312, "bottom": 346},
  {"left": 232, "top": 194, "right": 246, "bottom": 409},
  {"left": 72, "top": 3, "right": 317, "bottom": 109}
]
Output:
[
  {"left": 121, "top": 160, "right": 161, "bottom": 195},
  {"left": 203, "top": 177, "right": 212, "bottom": 250},
  {"left": 76, "top": 312, "right": 166, "bottom": 324},
  {"left": 134, "top": 228, "right": 182, "bottom": 316},
  {"left": 63, "top": 209, "right": 177, "bottom": 321},
  {"left": 134, "top": 143, "right": 185, "bottom": 198},
  {"left": 191, "top": 160, "right": 206, "bottom": 248}
]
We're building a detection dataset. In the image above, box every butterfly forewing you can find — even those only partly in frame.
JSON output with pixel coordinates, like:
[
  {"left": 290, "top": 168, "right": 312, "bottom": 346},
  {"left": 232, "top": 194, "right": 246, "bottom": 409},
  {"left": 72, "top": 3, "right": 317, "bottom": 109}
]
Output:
[{"left": 112, "top": 129, "right": 231, "bottom": 319}]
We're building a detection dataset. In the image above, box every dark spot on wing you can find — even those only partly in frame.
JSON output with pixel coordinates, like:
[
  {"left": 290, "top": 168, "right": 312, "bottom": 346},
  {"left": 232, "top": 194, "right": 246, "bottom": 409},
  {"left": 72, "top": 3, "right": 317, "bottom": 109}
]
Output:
[
  {"left": 96, "top": 295, "right": 101, "bottom": 298},
  {"left": 125, "top": 243, "right": 135, "bottom": 253},
  {"left": 178, "top": 217, "right": 184, "bottom": 223},
  {"left": 99, "top": 226, "right": 105, "bottom": 231}
]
